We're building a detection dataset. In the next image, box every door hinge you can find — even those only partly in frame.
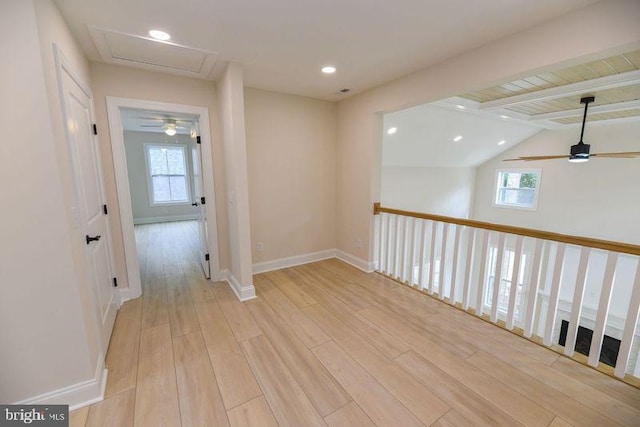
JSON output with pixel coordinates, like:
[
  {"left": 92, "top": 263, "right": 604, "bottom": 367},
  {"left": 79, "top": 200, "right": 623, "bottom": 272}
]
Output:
[
  {"left": 205, "top": 253, "right": 210, "bottom": 261},
  {"left": 200, "top": 196, "right": 206, "bottom": 205},
  {"left": 196, "top": 136, "right": 201, "bottom": 144},
  {"left": 103, "top": 204, "right": 108, "bottom": 215},
  {"left": 92, "top": 124, "right": 98, "bottom": 135},
  {"left": 112, "top": 277, "right": 118, "bottom": 287}
]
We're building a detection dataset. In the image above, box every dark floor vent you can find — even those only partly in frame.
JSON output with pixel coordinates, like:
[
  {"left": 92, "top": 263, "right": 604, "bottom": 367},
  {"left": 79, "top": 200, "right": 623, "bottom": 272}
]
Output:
[{"left": 558, "top": 320, "right": 621, "bottom": 367}]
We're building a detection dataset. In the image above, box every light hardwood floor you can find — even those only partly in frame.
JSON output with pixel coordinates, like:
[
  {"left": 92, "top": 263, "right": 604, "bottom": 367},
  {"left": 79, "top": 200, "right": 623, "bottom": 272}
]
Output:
[{"left": 71, "top": 221, "right": 640, "bottom": 427}]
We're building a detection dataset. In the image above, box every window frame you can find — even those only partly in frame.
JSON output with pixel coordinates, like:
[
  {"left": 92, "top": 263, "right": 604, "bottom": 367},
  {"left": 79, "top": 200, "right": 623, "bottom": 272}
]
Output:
[
  {"left": 493, "top": 168, "right": 542, "bottom": 211},
  {"left": 144, "top": 143, "right": 191, "bottom": 206}
]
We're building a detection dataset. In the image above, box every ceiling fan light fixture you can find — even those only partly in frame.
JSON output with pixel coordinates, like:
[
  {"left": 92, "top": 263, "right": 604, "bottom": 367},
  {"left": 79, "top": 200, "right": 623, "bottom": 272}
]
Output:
[
  {"left": 165, "top": 124, "right": 177, "bottom": 136},
  {"left": 569, "top": 142, "right": 590, "bottom": 163}
]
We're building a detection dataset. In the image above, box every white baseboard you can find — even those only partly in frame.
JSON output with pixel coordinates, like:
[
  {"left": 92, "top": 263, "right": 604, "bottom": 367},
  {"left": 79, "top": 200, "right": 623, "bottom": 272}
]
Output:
[
  {"left": 133, "top": 214, "right": 198, "bottom": 225},
  {"left": 334, "top": 249, "right": 376, "bottom": 273},
  {"left": 118, "top": 287, "right": 131, "bottom": 306},
  {"left": 217, "top": 269, "right": 256, "bottom": 301},
  {"left": 212, "top": 249, "right": 375, "bottom": 302},
  {"left": 15, "top": 353, "right": 108, "bottom": 411},
  {"left": 252, "top": 249, "right": 336, "bottom": 274}
]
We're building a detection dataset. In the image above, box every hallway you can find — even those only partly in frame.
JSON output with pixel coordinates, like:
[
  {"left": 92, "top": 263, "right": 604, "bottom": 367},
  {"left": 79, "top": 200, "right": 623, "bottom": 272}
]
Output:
[{"left": 69, "top": 223, "right": 640, "bottom": 427}]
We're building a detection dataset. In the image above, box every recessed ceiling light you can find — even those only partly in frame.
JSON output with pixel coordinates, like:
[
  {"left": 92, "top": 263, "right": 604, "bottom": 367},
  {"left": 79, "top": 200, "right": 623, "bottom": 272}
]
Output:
[
  {"left": 321, "top": 66, "right": 336, "bottom": 74},
  {"left": 387, "top": 127, "right": 397, "bottom": 135},
  {"left": 456, "top": 105, "right": 466, "bottom": 110},
  {"left": 500, "top": 115, "right": 509, "bottom": 119},
  {"left": 149, "top": 30, "right": 171, "bottom": 41},
  {"left": 498, "top": 140, "right": 506, "bottom": 146},
  {"left": 453, "top": 135, "right": 463, "bottom": 142}
]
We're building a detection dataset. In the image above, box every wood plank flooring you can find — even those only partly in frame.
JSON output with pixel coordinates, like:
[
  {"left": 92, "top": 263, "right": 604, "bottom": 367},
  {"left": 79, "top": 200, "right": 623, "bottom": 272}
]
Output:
[{"left": 72, "top": 221, "right": 640, "bottom": 426}]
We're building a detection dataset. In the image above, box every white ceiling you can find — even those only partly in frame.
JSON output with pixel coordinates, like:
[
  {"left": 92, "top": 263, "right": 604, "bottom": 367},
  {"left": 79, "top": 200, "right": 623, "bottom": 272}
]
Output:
[
  {"left": 121, "top": 109, "right": 197, "bottom": 135},
  {"left": 53, "top": 0, "right": 598, "bottom": 100},
  {"left": 382, "top": 102, "right": 542, "bottom": 167}
]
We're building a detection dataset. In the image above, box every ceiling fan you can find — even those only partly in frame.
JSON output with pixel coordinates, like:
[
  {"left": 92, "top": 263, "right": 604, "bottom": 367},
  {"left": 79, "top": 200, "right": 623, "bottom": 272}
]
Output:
[
  {"left": 140, "top": 117, "right": 191, "bottom": 136},
  {"left": 504, "top": 96, "right": 640, "bottom": 163}
]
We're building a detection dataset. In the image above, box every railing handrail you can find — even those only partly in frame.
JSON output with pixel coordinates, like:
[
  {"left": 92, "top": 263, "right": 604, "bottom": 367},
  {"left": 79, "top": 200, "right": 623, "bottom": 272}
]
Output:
[{"left": 373, "top": 202, "right": 640, "bottom": 257}]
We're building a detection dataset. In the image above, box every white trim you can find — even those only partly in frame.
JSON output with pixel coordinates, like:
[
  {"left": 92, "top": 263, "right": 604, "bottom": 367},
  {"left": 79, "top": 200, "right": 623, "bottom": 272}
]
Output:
[
  {"left": 252, "top": 249, "right": 336, "bottom": 274},
  {"left": 219, "top": 270, "right": 256, "bottom": 301},
  {"left": 15, "top": 353, "right": 107, "bottom": 411},
  {"left": 118, "top": 287, "right": 131, "bottom": 305},
  {"left": 133, "top": 214, "right": 198, "bottom": 225},
  {"left": 335, "top": 249, "right": 376, "bottom": 273},
  {"left": 481, "top": 69, "right": 640, "bottom": 110},
  {"left": 106, "top": 97, "right": 221, "bottom": 299}
]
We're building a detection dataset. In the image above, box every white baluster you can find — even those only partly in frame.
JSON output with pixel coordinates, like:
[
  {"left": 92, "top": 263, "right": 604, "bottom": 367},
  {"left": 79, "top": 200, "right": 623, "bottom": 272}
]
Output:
[
  {"left": 588, "top": 251, "right": 619, "bottom": 367},
  {"left": 418, "top": 220, "right": 428, "bottom": 290},
  {"left": 449, "top": 225, "right": 461, "bottom": 304},
  {"left": 462, "top": 227, "right": 476, "bottom": 310},
  {"left": 490, "top": 233, "right": 506, "bottom": 323},
  {"left": 439, "top": 223, "right": 449, "bottom": 300},
  {"left": 388, "top": 215, "right": 396, "bottom": 277},
  {"left": 396, "top": 216, "right": 407, "bottom": 282},
  {"left": 615, "top": 258, "right": 640, "bottom": 378},
  {"left": 523, "top": 239, "right": 544, "bottom": 338},
  {"left": 428, "top": 221, "right": 437, "bottom": 294},
  {"left": 506, "top": 236, "right": 524, "bottom": 330},
  {"left": 475, "top": 230, "right": 490, "bottom": 316},
  {"left": 564, "top": 247, "right": 591, "bottom": 356},
  {"left": 543, "top": 243, "right": 566, "bottom": 346},
  {"left": 406, "top": 218, "right": 415, "bottom": 285},
  {"left": 377, "top": 213, "right": 385, "bottom": 272}
]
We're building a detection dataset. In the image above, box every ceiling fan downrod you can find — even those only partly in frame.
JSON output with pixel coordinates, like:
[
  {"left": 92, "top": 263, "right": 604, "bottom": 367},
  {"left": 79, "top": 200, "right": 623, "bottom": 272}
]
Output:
[{"left": 578, "top": 96, "right": 595, "bottom": 144}]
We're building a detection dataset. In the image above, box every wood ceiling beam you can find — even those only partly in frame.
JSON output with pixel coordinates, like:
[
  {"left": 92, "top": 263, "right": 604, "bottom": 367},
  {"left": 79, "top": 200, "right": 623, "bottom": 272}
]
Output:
[
  {"left": 479, "top": 70, "right": 640, "bottom": 110},
  {"left": 530, "top": 99, "right": 640, "bottom": 121}
]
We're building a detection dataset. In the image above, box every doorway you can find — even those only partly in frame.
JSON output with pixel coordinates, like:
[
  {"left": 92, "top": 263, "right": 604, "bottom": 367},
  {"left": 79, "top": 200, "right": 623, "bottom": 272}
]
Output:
[{"left": 106, "top": 98, "right": 221, "bottom": 300}]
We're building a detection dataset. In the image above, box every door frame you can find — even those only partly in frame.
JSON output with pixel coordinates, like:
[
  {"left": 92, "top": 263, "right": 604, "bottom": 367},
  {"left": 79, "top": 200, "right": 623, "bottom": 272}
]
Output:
[{"left": 106, "top": 97, "right": 221, "bottom": 299}]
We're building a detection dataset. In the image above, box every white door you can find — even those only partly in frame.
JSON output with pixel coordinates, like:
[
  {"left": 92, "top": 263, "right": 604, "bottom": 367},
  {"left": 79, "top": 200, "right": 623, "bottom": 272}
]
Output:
[
  {"left": 191, "top": 119, "right": 211, "bottom": 278},
  {"left": 59, "top": 57, "right": 118, "bottom": 351}
]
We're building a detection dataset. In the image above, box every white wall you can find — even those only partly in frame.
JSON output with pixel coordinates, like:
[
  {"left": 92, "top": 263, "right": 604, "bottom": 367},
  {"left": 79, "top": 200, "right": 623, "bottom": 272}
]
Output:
[
  {"left": 381, "top": 167, "right": 475, "bottom": 218},
  {"left": 217, "top": 64, "right": 254, "bottom": 295},
  {"left": 90, "top": 62, "right": 231, "bottom": 284},
  {"left": 472, "top": 121, "right": 640, "bottom": 245},
  {"left": 245, "top": 88, "right": 337, "bottom": 263},
  {"left": 336, "top": 0, "right": 640, "bottom": 265},
  {"left": 123, "top": 131, "right": 198, "bottom": 224},
  {"left": 0, "top": 0, "right": 97, "bottom": 404}
]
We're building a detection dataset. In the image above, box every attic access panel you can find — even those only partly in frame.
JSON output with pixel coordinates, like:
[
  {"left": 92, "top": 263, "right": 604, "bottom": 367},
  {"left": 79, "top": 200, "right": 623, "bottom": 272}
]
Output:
[{"left": 90, "top": 27, "right": 218, "bottom": 79}]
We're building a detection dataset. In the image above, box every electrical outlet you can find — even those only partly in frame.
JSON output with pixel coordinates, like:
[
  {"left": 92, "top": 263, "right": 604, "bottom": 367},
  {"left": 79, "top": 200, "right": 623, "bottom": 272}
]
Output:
[
  {"left": 355, "top": 238, "right": 363, "bottom": 249},
  {"left": 257, "top": 242, "right": 264, "bottom": 252}
]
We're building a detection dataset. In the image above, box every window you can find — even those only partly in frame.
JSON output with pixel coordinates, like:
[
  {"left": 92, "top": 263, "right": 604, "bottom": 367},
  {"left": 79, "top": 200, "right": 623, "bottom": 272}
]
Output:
[
  {"left": 146, "top": 145, "right": 189, "bottom": 204},
  {"left": 494, "top": 169, "right": 541, "bottom": 209}
]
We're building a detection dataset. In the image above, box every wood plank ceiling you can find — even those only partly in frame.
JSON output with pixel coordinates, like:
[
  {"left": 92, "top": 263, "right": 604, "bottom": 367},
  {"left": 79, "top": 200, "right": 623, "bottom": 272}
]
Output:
[{"left": 458, "top": 50, "right": 640, "bottom": 126}]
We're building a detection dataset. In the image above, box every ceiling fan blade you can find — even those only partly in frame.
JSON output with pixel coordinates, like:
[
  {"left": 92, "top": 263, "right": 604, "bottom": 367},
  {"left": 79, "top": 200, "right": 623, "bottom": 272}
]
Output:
[
  {"left": 140, "top": 124, "right": 163, "bottom": 128},
  {"left": 590, "top": 152, "right": 640, "bottom": 158},
  {"left": 503, "top": 155, "right": 569, "bottom": 162}
]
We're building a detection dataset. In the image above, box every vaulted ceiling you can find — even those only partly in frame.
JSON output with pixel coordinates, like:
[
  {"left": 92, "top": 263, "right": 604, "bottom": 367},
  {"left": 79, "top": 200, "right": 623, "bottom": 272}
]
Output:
[{"left": 54, "top": 0, "right": 597, "bottom": 100}]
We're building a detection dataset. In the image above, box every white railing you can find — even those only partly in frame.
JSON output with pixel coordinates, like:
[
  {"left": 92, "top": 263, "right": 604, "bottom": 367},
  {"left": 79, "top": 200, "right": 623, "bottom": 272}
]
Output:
[{"left": 373, "top": 203, "right": 640, "bottom": 383}]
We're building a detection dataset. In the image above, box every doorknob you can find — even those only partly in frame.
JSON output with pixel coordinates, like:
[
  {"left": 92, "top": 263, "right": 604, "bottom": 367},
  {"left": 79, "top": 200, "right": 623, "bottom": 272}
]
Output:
[
  {"left": 85, "top": 235, "right": 101, "bottom": 245},
  {"left": 192, "top": 202, "right": 199, "bottom": 207}
]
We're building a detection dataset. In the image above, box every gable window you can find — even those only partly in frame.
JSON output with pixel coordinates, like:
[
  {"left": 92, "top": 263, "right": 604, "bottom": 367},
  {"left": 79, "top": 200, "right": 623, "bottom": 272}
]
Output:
[
  {"left": 145, "top": 144, "right": 189, "bottom": 205},
  {"left": 494, "top": 169, "right": 541, "bottom": 210}
]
